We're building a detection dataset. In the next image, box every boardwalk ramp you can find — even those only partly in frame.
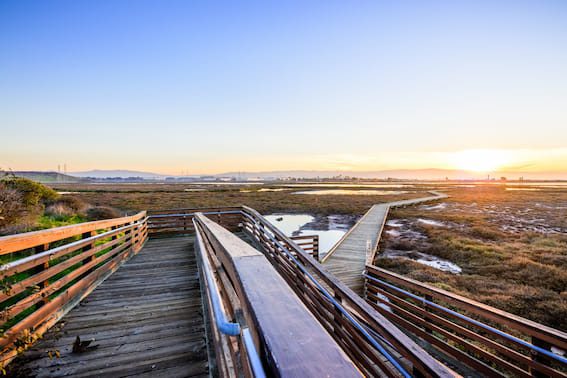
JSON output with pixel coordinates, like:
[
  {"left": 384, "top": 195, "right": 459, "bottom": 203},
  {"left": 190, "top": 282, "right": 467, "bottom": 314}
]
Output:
[
  {"left": 321, "top": 191, "right": 448, "bottom": 294},
  {"left": 9, "top": 237, "right": 208, "bottom": 377}
]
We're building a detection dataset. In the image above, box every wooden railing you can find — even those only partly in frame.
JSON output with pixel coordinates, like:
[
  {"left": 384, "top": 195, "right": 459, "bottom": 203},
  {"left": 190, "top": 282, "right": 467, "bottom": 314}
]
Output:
[
  {"left": 148, "top": 208, "right": 320, "bottom": 260},
  {"left": 0, "top": 212, "right": 147, "bottom": 367},
  {"left": 365, "top": 265, "right": 567, "bottom": 377},
  {"left": 239, "top": 206, "right": 453, "bottom": 378},
  {"left": 290, "top": 234, "right": 319, "bottom": 260},
  {"left": 4, "top": 205, "right": 565, "bottom": 377},
  {"left": 193, "top": 215, "right": 263, "bottom": 378},
  {"left": 194, "top": 213, "right": 361, "bottom": 377},
  {"left": 147, "top": 207, "right": 241, "bottom": 237}
]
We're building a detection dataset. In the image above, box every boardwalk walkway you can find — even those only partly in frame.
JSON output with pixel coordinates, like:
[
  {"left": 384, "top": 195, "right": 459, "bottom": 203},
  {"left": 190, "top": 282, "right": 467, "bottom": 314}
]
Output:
[
  {"left": 10, "top": 237, "right": 208, "bottom": 378},
  {"left": 321, "top": 191, "right": 448, "bottom": 294}
]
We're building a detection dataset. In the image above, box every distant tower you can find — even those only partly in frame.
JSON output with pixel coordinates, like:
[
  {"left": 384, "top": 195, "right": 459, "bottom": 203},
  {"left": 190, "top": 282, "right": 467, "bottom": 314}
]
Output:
[
  {"left": 64, "top": 164, "right": 67, "bottom": 174},
  {"left": 58, "top": 164, "right": 61, "bottom": 173}
]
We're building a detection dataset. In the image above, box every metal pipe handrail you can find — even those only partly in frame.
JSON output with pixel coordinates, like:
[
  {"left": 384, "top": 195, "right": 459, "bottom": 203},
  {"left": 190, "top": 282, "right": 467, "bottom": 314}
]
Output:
[
  {"left": 242, "top": 328, "right": 267, "bottom": 378},
  {"left": 194, "top": 221, "right": 241, "bottom": 336},
  {"left": 365, "top": 274, "right": 567, "bottom": 366},
  {"left": 194, "top": 217, "right": 267, "bottom": 378},
  {"left": 240, "top": 211, "right": 412, "bottom": 378}
]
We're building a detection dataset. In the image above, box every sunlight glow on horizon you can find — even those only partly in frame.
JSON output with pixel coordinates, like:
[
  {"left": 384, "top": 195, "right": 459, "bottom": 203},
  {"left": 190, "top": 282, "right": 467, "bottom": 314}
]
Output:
[
  {"left": 3, "top": 148, "right": 567, "bottom": 178},
  {"left": 452, "top": 150, "right": 514, "bottom": 173}
]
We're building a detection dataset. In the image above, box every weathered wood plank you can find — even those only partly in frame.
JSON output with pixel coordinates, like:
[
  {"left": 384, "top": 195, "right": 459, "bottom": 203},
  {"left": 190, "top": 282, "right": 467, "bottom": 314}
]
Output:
[
  {"left": 8, "top": 237, "right": 208, "bottom": 378},
  {"left": 195, "top": 214, "right": 363, "bottom": 377}
]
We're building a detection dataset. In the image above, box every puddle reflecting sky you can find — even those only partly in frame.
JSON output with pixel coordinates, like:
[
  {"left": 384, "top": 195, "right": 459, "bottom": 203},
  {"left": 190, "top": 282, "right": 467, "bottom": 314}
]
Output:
[
  {"left": 264, "top": 214, "right": 349, "bottom": 257},
  {"left": 293, "top": 190, "right": 409, "bottom": 196}
]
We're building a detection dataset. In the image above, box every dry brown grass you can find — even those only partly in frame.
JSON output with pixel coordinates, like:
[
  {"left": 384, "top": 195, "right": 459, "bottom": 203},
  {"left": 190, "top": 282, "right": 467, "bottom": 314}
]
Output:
[
  {"left": 49, "top": 182, "right": 567, "bottom": 330},
  {"left": 379, "top": 186, "right": 567, "bottom": 330},
  {"left": 48, "top": 183, "right": 431, "bottom": 215}
]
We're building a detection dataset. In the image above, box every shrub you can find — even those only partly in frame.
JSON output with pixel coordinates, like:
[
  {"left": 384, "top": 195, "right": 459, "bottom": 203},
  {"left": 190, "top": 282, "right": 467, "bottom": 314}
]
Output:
[
  {"left": 45, "top": 203, "right": 76, "bottom": 218},
  {"left": 53, "top": 196, "right": 88, "bottom": 212},
  {"left": 0, "top": 177, "right": 58, "bottom": 208},
  {"left": 0, "top": 177, "right": 59, "bottom": 234},
  {"left": 86, "top": 206, "right": 121, "bottom": 221},
  {"left": 0, "top": 184, "right": 26, "bottom": 232}
]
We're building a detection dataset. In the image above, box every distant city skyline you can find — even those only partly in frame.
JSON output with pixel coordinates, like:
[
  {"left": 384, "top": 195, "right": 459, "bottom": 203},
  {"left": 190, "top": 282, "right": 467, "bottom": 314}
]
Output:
[{"left": 2, "top": 1, "right": 567, "bottom": 176}]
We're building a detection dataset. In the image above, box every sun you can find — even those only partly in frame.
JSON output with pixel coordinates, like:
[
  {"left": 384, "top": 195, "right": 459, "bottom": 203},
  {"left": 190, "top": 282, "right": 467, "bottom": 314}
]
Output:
[{"left": 453, "top": 149, "right": 511, "bottom": 172}]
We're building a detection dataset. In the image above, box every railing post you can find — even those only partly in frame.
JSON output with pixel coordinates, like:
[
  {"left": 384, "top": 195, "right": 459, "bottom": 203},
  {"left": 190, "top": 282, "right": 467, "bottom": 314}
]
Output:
[
  {"left": 81, "top": 231, "right": 97, "bottom": 273},
  {"left": 333, "top": 292, "right": 343, "bottom": 335},
  {"left": 132, "top": 221, "right": 139, "bottom": 250},
  {"left": 33, "top": 243, "right": 51, "bottom": 307},
  {"left": 313, "top": 235, "right": 319, "bottom": 261},
  {"left": 423, "top": 294, "right": 433, "bottom": 335},
  {"left": 531, "top": 336, "right": 552, "bottom": 377}
]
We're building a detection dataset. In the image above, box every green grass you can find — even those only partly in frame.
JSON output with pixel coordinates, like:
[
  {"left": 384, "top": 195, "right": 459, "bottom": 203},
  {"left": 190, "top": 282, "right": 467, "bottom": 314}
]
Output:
[{"left": 36, "top": 214, "right": 86, "bottom": 230}]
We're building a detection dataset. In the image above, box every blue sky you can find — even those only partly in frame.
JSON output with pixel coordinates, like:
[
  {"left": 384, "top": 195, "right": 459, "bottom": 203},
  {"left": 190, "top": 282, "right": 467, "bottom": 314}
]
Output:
[{"left": 1, "top": 1, "right": 566, "bottom": 175}]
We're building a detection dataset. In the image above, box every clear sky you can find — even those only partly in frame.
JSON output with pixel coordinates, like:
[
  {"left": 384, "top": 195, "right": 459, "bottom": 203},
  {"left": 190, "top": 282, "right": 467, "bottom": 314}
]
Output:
[{"left": 1, "top": 1, "right": 566, "bottom": 175}]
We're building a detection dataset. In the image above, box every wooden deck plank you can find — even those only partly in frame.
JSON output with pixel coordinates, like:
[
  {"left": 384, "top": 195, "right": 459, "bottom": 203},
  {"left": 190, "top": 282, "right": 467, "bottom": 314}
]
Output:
[
  {"left": 323, "top": 191, "right": 448, "bottom": 294},
  {"left": 8, "top": 237, "right": 208, "bottom": 378}
]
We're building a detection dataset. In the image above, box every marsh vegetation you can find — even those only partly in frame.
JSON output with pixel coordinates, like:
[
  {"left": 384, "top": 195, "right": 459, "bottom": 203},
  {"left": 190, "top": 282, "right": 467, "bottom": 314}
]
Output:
[{"left": 31, "top": 181, "right": 567, "bottom": 331}]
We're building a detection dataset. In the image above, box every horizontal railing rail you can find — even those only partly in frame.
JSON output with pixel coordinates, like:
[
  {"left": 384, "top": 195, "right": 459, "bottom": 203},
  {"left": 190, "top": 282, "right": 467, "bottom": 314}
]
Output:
[
  {"left": 147, "top": 207, "right": 241, "bottom": 237},
  {"left": 0, "top": 212, "right": 146, "bottom": 256},
  {"left": 194, "top": 213, "right": 362, "bottom": 377},
  {"left": 365, "top": 265, "right": 567, "bottom": 377},
  {"left": 194, "top": 217, "right": 265, "bottom": 378},
  {"left": 0, "top": 212, "right": 148, "bottom": 367},
  {"left": 290, "top": 234, "right": 319, "bottom": 260},
  {"left": 239, "top": 206, "right": 453, "bottom": 378}
]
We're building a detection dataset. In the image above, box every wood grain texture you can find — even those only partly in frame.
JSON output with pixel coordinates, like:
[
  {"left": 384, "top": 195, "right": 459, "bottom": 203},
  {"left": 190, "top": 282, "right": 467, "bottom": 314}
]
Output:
[
  {"left": 0, "top": 212, "right": 146, "bottom": 256},
  {"left": 8, "top": 237, "right": 208, "bottom": 378},
  {"left": 195, "top": 214, "right": 363, "bottom": 378}
]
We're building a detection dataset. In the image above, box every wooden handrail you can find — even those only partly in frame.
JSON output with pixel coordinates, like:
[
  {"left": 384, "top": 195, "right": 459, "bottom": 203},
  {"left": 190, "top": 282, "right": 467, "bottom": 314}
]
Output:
[
  {"left": 367, "top": 265, "right": 567, "bottom": 349},
  {"left": 194, "top": 213, "right": 362, "bottom": 377},
  {"left": 365, "top": 265, "right": 567, "bottom": 377},
  {"left": 240, "top": 205, "right": 454, "bottom": 378},
  {"left": 0, "top": 211, "right": 146, "bottom": 255},
  {"left": 0, "top": 213, "right": 148, "bottom": 367}
]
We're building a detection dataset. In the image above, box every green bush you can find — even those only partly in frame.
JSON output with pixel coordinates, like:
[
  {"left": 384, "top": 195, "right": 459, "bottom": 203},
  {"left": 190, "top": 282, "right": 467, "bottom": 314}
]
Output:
[
  {"left": 0, "top": 185, "right": 25, "bottom": 231},
  {"left": 0, "top": 177, "right": 59, "bottom": 234},
  {"left": 0, "top": 177, "right": 58, "bottom": 208}
]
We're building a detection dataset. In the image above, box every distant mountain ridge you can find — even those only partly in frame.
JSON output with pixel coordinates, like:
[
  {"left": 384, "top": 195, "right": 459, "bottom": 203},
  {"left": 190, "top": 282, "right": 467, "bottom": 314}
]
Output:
[
  {"left": 71, "top": 170, "right": 168, "bottom": 179},
  {"left": 216, "top": 169, "right": 471, "bottom": 180},
  {"left": 46, "top": 168, "right": 567, "bottom": 180},
  {"left": 2, "top": 171, "right": 85, "bottom": 183},
  {"left": 216, "top": 169, "right": 561, "bottom": 180}
]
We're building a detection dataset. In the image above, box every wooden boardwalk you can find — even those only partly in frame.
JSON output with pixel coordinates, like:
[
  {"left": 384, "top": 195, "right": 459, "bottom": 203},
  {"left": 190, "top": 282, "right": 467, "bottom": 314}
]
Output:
[
  {"left": 9, "top": 237, "right": 208, "bottom": 378},
  {"left": 322, "top": 191, "right": 448, "bottom": 294}
]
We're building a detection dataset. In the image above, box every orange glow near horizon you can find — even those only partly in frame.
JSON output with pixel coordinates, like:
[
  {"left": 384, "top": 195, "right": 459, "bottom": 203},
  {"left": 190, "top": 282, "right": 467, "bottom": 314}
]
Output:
[{"left": 452, "top": 149, "right": 514, "bottom": 173}]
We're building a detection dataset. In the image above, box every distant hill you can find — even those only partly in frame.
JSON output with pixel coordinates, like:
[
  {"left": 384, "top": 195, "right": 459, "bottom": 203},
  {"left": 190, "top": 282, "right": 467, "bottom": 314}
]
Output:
[
  {"left": 217, "top": 169, "right": 567, "bottom": 180},
  {"left": 67, "top": 168, "right": 567, "bottom": 180},
  {"left": 71, "top": 169, "right": 167, "bottom": 179},
  {"left": 1, "top": 171, "right": 85, "bottom": 183},
  {"left": 216, "top": 169, "right": 485, "bottom": 180}
]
